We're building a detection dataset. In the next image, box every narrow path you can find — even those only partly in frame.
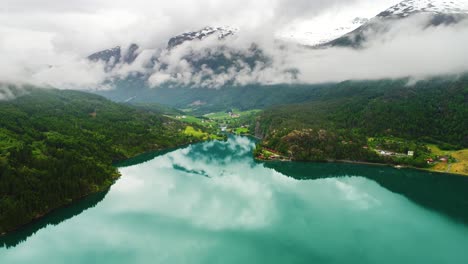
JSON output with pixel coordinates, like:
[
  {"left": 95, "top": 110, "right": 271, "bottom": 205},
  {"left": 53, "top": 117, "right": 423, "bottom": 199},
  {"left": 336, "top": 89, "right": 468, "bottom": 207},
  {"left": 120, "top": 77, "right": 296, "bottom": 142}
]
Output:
[{"left": 446, "top": 163, "right": 452, "bottom": 173}]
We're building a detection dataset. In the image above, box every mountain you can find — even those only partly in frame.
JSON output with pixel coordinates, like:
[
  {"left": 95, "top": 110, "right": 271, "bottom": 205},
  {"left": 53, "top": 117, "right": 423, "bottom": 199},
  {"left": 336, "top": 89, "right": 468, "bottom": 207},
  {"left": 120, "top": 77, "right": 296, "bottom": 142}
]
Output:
[
  {"left": 86, "top": 3, "right": 467, "bottom": 112},
  {"left": 88, "top": 43, "right": 140, "bottom": 70},
  {"left": 0, "top": 87, "right": 198, "bottom": 234},
  {"left": 324, "top": 0, "right": 468, "bottom": 48},
  {"left": 89, "top": 27, "right": 238, "bottom": 69},
  {"left": 378, "top": 0, "right": 468, "bottom": 18},
  {"left": 167, "top": 26, "right": 237, "bottom": 49},
  {"left": 88, "top": 27, "right": 287, "bottom": 109}
]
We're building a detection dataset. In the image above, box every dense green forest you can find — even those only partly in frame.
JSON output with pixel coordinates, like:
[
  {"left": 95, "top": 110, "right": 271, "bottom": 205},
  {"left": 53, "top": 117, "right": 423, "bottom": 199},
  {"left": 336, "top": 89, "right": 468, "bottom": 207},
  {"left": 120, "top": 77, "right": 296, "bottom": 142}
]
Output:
[
  {"left": 0, "top": 88, "right": 197, "bottom": 234},
  {"left": 255, "top": 76, "right": 468, "bottom": 164}
]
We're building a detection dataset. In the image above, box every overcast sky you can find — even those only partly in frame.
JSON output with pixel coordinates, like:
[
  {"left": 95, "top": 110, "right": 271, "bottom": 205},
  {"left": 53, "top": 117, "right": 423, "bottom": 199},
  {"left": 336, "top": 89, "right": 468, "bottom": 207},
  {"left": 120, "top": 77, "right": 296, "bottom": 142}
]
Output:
[
  {"left": 1, "top": 0, "right": 467, "bottom": 91},
  {"left": 0, "top": 0, "right": 399, "bottom": 53}
]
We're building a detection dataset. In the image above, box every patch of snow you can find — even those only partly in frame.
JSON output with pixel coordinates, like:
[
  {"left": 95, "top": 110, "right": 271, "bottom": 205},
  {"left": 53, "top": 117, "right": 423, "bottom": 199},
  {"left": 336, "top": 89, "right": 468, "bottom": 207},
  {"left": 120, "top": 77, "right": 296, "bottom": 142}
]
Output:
[
  {"left": 277, "top": 16, "right": 369, "bottom": 46},
  {"left": 380, "top": 0, "right": 468, "bottom": 17}
]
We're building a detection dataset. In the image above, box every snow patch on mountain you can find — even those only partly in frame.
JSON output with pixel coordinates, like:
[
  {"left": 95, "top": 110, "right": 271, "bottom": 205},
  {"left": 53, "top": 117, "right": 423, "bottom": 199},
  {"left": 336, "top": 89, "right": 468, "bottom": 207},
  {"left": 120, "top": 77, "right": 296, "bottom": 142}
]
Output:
[
  {"left": 278, "top": 17, "right": 369, "bottom": 46},
  {"left": 167, "top": 26, "right": 238, "bottom": 49},
  {"left": 379, "top": 0, "right": 468, "bottom": 17}
]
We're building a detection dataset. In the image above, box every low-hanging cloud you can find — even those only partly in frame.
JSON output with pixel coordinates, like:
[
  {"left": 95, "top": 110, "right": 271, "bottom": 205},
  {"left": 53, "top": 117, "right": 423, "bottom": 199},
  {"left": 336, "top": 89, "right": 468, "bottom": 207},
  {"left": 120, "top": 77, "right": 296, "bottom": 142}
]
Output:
[
  {"left": 140, "top": 13, "right": 468, "bottom": 88},
  {"left": 294, "top": 14, "right": 468, "bottom": 83},
  {"left": 0, "top": 0, "right": 466, "bottom": 91}
]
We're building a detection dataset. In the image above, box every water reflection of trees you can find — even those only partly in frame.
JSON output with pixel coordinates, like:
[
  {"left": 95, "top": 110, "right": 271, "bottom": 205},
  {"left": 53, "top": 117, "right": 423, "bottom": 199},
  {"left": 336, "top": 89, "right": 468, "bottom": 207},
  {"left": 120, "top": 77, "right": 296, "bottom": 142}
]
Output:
[
  {"left": 265, "top": 162, "right": 468, "bottom": 226},
  {"left": 0, "top": 190, "right": 109, "bottom": 249}
]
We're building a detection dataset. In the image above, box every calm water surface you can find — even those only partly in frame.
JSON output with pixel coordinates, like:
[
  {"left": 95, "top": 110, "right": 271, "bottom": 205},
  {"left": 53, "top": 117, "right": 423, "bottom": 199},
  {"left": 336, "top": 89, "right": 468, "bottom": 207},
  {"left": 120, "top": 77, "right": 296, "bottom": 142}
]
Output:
[{"left": 1, "top": 136, "right": 468, "bottom": 263}]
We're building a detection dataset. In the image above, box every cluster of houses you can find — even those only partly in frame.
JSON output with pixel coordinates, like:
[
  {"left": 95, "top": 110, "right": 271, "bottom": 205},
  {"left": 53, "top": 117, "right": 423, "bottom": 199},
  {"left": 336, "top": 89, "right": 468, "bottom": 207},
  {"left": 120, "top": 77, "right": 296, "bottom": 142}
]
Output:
[
  {"left": 228, "top": 111, "right": 240, "bottom": 118},
  {"left": 257, "top": 147, "right": 291, "bottom": 161},
  {"left": 374, "top": 147, "right": 451, "bottom": 165},
  {"left": 376, "top": 149, "right": 414, "bottom": 157}
]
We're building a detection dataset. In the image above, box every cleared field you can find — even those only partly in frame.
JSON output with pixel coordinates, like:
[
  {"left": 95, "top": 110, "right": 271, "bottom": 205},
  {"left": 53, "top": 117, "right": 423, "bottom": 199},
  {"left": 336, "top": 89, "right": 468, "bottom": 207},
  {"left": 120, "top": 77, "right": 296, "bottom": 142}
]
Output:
[
  {"left": 235, "top": 127, "right": 249, "bottom": 134},
  {"left": 183, "top": 126, "right": 223, "bottom": 140},
  {"left": 183, "top": 126, "right": 209, "bottom": 139},
  {"left": 427, "top": 145, "right": 468, "bottom": 176},
  {"left": 451, "top": 149, "right": 468, "bottom": 175}
]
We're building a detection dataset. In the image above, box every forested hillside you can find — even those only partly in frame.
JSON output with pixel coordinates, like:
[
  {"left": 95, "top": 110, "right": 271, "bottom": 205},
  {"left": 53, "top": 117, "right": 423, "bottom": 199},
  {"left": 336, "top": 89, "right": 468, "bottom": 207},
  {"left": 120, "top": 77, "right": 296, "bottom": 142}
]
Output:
[
  {"left": 255, "top": 76, "right": 468, "bottom": 164},
  {"left": 0, "top": 88, "right": 195, "bottom": 234},
  {"left": 96, "top": 78, "right": 334, "bottom": 114}
]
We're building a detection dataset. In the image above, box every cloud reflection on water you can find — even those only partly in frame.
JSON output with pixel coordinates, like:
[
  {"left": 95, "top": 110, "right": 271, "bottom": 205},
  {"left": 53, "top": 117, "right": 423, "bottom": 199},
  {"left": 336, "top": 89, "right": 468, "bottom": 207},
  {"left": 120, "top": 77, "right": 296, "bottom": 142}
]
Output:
[{"left": 1, "top": 136, "right": 468, "bottom": 264}]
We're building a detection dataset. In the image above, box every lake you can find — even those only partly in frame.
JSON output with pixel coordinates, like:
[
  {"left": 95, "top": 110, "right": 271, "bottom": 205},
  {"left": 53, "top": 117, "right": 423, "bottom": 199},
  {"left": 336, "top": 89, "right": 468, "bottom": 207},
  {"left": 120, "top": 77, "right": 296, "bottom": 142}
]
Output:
[{"left": 1, "top": 136, "right": 468, "bottom": 263}]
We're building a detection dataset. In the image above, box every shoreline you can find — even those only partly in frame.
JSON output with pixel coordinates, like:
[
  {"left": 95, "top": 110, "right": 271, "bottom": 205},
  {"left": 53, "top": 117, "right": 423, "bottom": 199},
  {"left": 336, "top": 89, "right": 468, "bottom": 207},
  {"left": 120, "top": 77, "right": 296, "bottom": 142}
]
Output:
[
  {"left": 3, "top": 137, "right": 465, "bottom": 238},
  {"left": 1, "top": 140, "right": 202, "bottom": 239},
  {"left": 0, "top": 185, "right": 113, "bottom": 238},
  {"left": 256, "top": 157, "right": 468, "bottom": 177}
]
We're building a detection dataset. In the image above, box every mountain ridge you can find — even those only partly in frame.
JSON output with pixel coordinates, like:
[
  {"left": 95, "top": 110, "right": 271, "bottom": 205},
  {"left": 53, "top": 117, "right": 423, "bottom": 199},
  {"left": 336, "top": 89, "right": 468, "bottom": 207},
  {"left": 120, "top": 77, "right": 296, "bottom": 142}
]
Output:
[{"left": 323, "top": 0, "right": 468, "bottom": 48}]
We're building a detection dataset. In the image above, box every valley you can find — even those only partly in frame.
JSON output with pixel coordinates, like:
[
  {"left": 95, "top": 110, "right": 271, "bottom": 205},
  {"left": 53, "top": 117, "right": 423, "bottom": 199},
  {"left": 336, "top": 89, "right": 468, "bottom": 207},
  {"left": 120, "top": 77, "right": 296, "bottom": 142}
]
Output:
[
  {"left": 125, "top": 76, "right": 468, "bottom": 176},
  {"left": 1, "top": 0, "right": 468, "bottom": 262}
]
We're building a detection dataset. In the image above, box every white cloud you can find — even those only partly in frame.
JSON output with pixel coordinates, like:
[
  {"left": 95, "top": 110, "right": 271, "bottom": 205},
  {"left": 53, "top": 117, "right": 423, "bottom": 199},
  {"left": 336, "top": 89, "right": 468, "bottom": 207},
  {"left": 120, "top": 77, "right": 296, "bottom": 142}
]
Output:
[
  {"left": 293, "top": 14, "right": 468, "bottom": 83},
  {"left": 0, "top": 0, "right": 466, "bottom": 91},
  {"left": 142, "top": 13, "right": 468, "bottom": 88}
]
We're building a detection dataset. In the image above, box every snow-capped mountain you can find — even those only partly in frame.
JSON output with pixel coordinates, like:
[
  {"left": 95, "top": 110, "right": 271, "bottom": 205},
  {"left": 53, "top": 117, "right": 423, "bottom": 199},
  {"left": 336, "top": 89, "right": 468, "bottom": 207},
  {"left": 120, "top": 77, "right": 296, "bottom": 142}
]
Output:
[
  {"left": 87, "top": 0, "right": 468, "bottom": 90},
  {"left": 378, "top": 0, "right": 468, "bottom": 18},
  {"left": 167, "top": 26, "right": 237, "bottom": 49},
  {"left": 88, "top": 26, "right": 270, "bottom": 90},
  {"left": 89, "top": 27, "right": 238, "bottom": 68},
  {"left": 324, "top": 0, "right": 468, "bottom": 48}
]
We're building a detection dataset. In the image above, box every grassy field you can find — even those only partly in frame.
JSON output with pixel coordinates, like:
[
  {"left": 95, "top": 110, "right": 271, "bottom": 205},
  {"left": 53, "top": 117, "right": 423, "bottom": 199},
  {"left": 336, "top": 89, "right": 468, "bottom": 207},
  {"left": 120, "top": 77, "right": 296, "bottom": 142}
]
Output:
[
  {"left": 427, "top": 145, "right": 468, "bottom": 176},
  {"left": 183, "top": 126, "right": 209, "bottom": 139},
  {"left": 449, "top": 149, "right": 468, "bottom": 175},
  {"left": 235, "top": 127, "right": 249, "bottom": 134},
  {"left": 183, "top": 126, "right": 223, "bottom": 140}
]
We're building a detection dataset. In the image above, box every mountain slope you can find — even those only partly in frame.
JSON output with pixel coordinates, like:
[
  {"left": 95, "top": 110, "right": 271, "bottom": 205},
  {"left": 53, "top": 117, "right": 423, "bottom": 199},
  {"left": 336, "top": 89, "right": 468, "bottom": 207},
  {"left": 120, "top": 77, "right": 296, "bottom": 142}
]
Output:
[
  {"left": 95, "top": 82, "right": 335, "bottom": 114},
  {"left": 255, "top": 76, "right": 468, "bottom": 163},
  {"left": 88, "top": 44, "right": 140, "bottom": 71},
  {"left": 0, "top": 88, "right": 195, "bottom": 234}
]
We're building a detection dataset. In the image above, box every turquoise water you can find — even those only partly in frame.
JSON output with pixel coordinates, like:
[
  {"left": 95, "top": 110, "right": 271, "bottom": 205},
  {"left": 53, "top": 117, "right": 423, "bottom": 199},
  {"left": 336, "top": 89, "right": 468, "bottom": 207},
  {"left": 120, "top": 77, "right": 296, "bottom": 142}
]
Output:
[{"left": 1, "top": 136, "right": 468, "bottom": 263}]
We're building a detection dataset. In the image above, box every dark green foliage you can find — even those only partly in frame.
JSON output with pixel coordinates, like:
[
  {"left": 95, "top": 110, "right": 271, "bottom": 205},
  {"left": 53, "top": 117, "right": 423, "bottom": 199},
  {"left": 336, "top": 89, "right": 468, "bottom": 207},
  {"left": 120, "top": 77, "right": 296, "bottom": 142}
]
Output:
[
  {"left": 0, "top": 88, "right": 192, "bottom": 234},
  {"left": 256, "top": 76, "right": 468, "bottom": 163},
  {"left": 96, "top": 79, "right": 335, "bottom": 114},
  {"left": 130, "top": 102, "right": 184, "bottom": 116}
]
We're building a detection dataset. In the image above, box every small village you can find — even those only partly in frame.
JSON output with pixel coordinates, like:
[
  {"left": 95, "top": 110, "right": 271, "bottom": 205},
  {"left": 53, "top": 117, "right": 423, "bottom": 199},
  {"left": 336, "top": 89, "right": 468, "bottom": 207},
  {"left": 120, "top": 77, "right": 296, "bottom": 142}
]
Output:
[
  {"left": 255, "top": 147, "right": 292, "bottom": 162},
  {"left": 169, "top": 108, "right": 260, "bottom": 139}
]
